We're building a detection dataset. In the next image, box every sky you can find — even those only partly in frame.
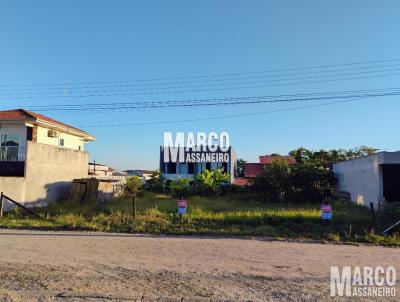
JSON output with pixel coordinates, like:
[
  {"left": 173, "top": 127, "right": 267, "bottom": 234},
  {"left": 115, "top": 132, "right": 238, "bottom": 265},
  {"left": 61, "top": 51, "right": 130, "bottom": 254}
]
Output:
[{"left": 0, "top": 1, "right": 399, "bottom": 170}]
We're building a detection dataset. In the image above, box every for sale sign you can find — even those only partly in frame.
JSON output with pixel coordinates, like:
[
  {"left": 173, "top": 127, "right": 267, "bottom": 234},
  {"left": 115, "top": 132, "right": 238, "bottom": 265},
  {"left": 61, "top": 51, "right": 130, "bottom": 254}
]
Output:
[
  {"left": 177, "top": 199, "right": 188, "bottom": 215},
  {"left": 321, "top": 204, "right": 332, "bottom": 220}
]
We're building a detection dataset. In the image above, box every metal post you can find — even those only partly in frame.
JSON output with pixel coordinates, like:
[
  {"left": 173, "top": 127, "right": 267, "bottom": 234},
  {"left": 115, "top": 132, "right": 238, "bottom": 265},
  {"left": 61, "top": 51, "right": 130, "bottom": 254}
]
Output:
[
  {"left": 370, "top": 202, "right": 378, "bottom": 231},
  {"left": 0, "top": 192, "right": 3, "bottom": 218},
  {"left": 132, "top": 192, "right": 137, "bottom": 219}
]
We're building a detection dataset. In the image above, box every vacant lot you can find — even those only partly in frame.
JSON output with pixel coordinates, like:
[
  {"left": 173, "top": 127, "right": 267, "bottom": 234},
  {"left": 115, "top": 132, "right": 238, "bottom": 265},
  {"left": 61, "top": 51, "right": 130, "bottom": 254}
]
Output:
[
  {"left": 0, "top": 229, "right": 398, "bottom": 301},
  {"left": 2, "top": 193, "right": 399, "bottom": 245}
]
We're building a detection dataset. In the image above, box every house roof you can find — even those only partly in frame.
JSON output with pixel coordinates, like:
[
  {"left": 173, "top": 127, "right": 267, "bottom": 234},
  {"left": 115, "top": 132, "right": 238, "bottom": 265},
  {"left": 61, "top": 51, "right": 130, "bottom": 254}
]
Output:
[
  {"left": 0, "top": 109, "right": 95, "bottom": 140},
  {"left": 259, "top": 155, "right": 297, "bottom": 165},
  {"left": 244, "top": 163, "right": 264, "bottom": 178}
]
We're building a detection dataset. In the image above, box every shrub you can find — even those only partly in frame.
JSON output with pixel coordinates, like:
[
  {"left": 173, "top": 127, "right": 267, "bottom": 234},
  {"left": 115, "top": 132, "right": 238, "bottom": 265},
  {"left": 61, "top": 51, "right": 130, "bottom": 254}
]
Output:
[
  {"left": 169, "top": 177, "right": 194, "bottom": 197},
  {"left": 145, "top": 171, "right": 165, "bottom": 192},
  {"left": 125, "top": 176, "right": 143, "bottom": 195},
  {"left": 195, "top": 168, "right": 230, "bottom": 196}
]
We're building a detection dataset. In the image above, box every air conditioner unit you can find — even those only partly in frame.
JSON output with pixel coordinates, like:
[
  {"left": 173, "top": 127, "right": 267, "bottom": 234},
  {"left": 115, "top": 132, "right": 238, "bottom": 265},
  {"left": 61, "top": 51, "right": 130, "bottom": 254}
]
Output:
[{"left": 48, "top": 129, "right": 59, "bottom": 138}]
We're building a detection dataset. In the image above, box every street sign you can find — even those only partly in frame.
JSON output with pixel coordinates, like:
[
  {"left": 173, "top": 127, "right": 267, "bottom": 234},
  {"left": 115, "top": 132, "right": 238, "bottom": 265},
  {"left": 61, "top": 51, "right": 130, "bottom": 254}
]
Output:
[
  {"left": 321, "top": 204, "right": 332, "bottom": 220},
  {"left": 177, "top": 199, "right": 188, "bottom": 215}
]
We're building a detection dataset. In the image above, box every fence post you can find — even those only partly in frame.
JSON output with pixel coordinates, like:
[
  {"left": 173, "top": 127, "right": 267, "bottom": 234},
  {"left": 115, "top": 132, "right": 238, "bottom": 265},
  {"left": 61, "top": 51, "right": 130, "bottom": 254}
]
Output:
[
  {"left": 0, "top": 192, "right": 3, "bottom": 218},
  {"left": 370, "top": 202, "right": 378, "bottom": 232},
  {"left": 132, "top": 192, "right": 137, "bottom": 219}
]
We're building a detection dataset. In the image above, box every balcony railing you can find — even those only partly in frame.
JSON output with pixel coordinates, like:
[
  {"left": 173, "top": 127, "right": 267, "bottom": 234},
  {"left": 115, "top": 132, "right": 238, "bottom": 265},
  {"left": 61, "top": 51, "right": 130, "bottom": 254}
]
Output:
[
  {"left": 0, "top": 146, "right": 24, "bottom": 162},
  {"left": 0, "top": 147, "right": 25, "bottom": 176}
]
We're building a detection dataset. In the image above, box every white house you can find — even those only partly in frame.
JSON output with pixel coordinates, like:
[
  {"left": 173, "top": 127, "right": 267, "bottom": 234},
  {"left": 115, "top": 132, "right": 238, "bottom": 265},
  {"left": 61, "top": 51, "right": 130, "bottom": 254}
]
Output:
[{"left": 0, "top": 109, "right": 95, "bottom": 205}]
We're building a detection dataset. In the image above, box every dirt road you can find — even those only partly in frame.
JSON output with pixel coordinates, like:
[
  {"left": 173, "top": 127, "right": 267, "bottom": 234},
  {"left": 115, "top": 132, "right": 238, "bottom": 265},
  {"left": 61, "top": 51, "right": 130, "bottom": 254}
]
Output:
[{"left": 0, "top": 229, "right": 398, "bottom": 301}]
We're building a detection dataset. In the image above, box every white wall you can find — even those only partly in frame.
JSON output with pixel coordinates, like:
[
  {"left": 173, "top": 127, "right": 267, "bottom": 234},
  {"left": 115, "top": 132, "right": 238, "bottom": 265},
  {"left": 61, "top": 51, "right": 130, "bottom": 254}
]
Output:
[
  {"left": 0, "top": 141, "right": 89, "bottom": 205},
  {"left": 333, "top": 152, "right": 400, "bottom": 208},
  {"left": 36, "top": 126, "right": 85, "bottom": 151}
]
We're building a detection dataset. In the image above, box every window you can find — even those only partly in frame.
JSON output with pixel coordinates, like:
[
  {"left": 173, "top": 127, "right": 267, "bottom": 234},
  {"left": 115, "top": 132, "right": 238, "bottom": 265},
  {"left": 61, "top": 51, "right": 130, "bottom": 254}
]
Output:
[
  {"left": 59, "top": 138, "right": 65, "bottom": 147},
  {"left": 0, "top": 134, "right": 20, "bottom": 161},
  {"left": 167, "top": 162, "right": 176, "bottom": 174},
  {"left": 26, "top": 126, "right": 33, "bottom": 141},
  {"left": 188, "top": 162, "right": 194, "bottom": 174},
  {"left": 222, "top": 162, "right": 228, "bottom": 173},
  {"left": 206, "top": 162, "right": 211, "bottom": 171}
]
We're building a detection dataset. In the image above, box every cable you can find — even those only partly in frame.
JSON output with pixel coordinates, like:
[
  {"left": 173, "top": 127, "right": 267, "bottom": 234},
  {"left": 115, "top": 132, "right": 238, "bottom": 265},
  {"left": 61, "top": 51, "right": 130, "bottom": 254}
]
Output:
[
  {"left": 1, "top": 66, "right": 400, "bottom": 97},
  {"left": 78, "top": 95, "right": 390, "bottom": 128},
  {"left": 14, "top": 91, "right": 400, "bottom": 112},
  {"left": 1, "top": 57, "right": 400, "bottom": 89},
  {"left": 5, "top": 87, "right": 399, "bottom": 112},
  {"left": 2, "top": 62, "right": 400, "bottom": 93},
  {"left": 3, "top": 72, "right": 400, "bottom": 100}
]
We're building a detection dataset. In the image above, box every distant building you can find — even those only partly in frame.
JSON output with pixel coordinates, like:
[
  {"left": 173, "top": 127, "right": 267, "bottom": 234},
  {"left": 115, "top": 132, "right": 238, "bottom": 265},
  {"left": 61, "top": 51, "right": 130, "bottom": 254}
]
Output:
[
  {"left": 234, "top": 154, "right": 296, "bottom": 185},
  {"left": 123, "top": 169, "right": 154, "bottom": 180},
  {"left": 0, "top": 109, "right": 95, "bottom": 205},
  {"left": 88, "top": 162, "right": 114, "bottom": 176},
  {"left": 159, "top": 146, "right": 237, "bottom": 183},
  {"left": 333, "top": 151, "right": 400, "bottom": 208}
]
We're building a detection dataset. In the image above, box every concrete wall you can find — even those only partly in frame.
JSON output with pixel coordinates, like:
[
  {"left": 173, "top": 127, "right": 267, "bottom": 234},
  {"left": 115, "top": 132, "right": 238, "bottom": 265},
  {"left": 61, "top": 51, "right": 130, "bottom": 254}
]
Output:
[
  {"left": 333, "top": 151, "right": 400, "bottom": 208},
  {"left": 0, "top": 141, "right": 89, "bottom": 205}
]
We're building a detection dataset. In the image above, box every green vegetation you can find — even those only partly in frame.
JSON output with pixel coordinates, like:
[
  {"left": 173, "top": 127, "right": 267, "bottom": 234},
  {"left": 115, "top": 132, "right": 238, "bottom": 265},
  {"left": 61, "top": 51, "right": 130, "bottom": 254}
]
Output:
[{"left": 1, "top": 192, "right": 399, "bottom": 246}]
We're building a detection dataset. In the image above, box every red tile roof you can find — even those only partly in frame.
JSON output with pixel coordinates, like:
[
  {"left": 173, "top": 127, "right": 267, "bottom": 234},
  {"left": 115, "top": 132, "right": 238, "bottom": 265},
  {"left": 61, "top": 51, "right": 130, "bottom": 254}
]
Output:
[
  {"left": 244, "top": 163, "right": 264, "bottom": 178},
  {"left": 0, "top": 109, "right": 92, "bottom": 137},
  {"left": 233, "top": 177, "right": 251, "bottom": 186},
  {"left": 259, "top": 155, "right": 296, "bottom": 165}
]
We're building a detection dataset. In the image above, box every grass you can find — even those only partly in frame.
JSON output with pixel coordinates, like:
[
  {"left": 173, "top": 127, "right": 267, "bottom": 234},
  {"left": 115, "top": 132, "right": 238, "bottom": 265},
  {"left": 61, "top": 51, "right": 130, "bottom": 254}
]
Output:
[{"left": 0, "top": 191, "right": 399, "bottom": 246}]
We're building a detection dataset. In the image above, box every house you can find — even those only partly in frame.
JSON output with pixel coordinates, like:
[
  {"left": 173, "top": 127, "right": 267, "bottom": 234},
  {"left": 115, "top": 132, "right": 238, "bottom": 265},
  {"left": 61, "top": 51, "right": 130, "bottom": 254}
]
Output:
[
  {"left": 88, "top": 162, "right": 114, "bottom": 176},
  {"left": 123, "top": 169, "right": 154, "bottom": 180},
  {"left": 0, "top": 109, "right": 95, "bottom": 205},
  {"left": 234, "top": 154, "right": 296, "bottom": 185},
  {"left": 159, "top": 146, "right": 237, "bottom": 183},
  {"left": 333, "top": 151, "right": 400, "bottom": 208}
]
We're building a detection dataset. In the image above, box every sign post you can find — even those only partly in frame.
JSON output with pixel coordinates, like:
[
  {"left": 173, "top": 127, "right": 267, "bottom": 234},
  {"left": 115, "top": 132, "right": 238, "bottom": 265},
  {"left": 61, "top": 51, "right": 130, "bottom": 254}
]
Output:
[
  {"left": 177, "top": 198, "right": 188, "bottom": 222},
  {"left": 321, "top": 204, "right": 332, "bottom": 221}
]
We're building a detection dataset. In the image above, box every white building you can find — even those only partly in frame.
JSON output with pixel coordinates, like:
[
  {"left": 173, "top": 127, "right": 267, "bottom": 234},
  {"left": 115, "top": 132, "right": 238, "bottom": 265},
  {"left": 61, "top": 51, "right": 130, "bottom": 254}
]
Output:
[
  {"left": 0, "top": 109, "right": 95, "bottom": 205},
  {"left": 88, "top": 162, "right": 114, "bottom": 176},
  {"left": 333, "top": 151, "right": 400, "bottom": 208}
]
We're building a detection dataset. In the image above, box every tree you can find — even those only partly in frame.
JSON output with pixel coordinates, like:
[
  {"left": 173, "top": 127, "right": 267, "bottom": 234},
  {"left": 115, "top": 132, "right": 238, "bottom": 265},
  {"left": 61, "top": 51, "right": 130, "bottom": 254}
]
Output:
[
  {"left": 237, "top": 158, "right": 247, "bottom": 177},
  {"left": 125, "top": 176, "right": 143, "bottom": 195},
  {"left": 145, "top": 171, "right": 165, "bottom": 192},
  {"left": 252, "top": 158, "right": 292, "bottom": 202},
  {"left": 125, "top": 176, "right": 143, "bottom": 218},
  {"left": 195, "top": 168, "right": 230, "bottom": 196},
  {"left": 170, "top": 177, "right": 193, "bottom": 197}
]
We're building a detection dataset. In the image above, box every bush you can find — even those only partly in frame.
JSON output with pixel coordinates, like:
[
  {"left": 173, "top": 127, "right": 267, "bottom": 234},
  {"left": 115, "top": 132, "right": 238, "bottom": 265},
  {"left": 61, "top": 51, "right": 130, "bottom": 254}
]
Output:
[
  {"left": 169, "top": 177, "right": 194, "bottom": 197},
  {"left": 195, "top": 168, "right": 230, "bottom": 196},
  {"left": 125, "top": 176, "right": 143, "bottom": 195},
  {"left": 251, "top": 159, "right": 336, "bottom": 203},
  {"left": 145, "top": 171, "right": 165, "bottom": 192}
]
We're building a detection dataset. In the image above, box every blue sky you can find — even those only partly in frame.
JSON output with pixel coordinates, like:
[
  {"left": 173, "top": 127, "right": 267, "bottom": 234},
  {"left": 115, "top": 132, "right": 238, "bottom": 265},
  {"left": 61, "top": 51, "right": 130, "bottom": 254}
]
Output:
[{"left": 1, "top": 1, "right": 399, "bottom": 170}]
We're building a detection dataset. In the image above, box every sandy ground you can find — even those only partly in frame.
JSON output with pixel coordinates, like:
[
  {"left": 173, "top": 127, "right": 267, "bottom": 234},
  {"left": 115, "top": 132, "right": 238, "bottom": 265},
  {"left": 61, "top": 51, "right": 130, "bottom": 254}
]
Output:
[{"left": 0, "top": 230, "right": 398, "bottom": 302}]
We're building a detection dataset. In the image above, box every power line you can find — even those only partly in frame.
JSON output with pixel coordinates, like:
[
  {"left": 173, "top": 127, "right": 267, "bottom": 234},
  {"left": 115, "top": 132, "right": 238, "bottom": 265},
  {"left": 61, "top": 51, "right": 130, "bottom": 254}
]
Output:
[
  {"left": 5, "top": 87, "right": 399, "bottom": 112},
  {"left": 6, "top": 87, "right": 399, "bottom": 112},
  {"left": 1, "top": 57, "right": 400, "bottom": 90},
  {"left": 14, "top": 91, "right": 400, "bottom": 112},
  {"left": 1, "top": 66, "right": 400, "bottom": 97},
  {"left": 79, "top": 95, "right": 390, "bottom": 128},
  {"left": 3, "top": 72, "right": 400, "bottom": 100},
  {"left": 2, "top": 62, "right": 400, "bottom": 93}
]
